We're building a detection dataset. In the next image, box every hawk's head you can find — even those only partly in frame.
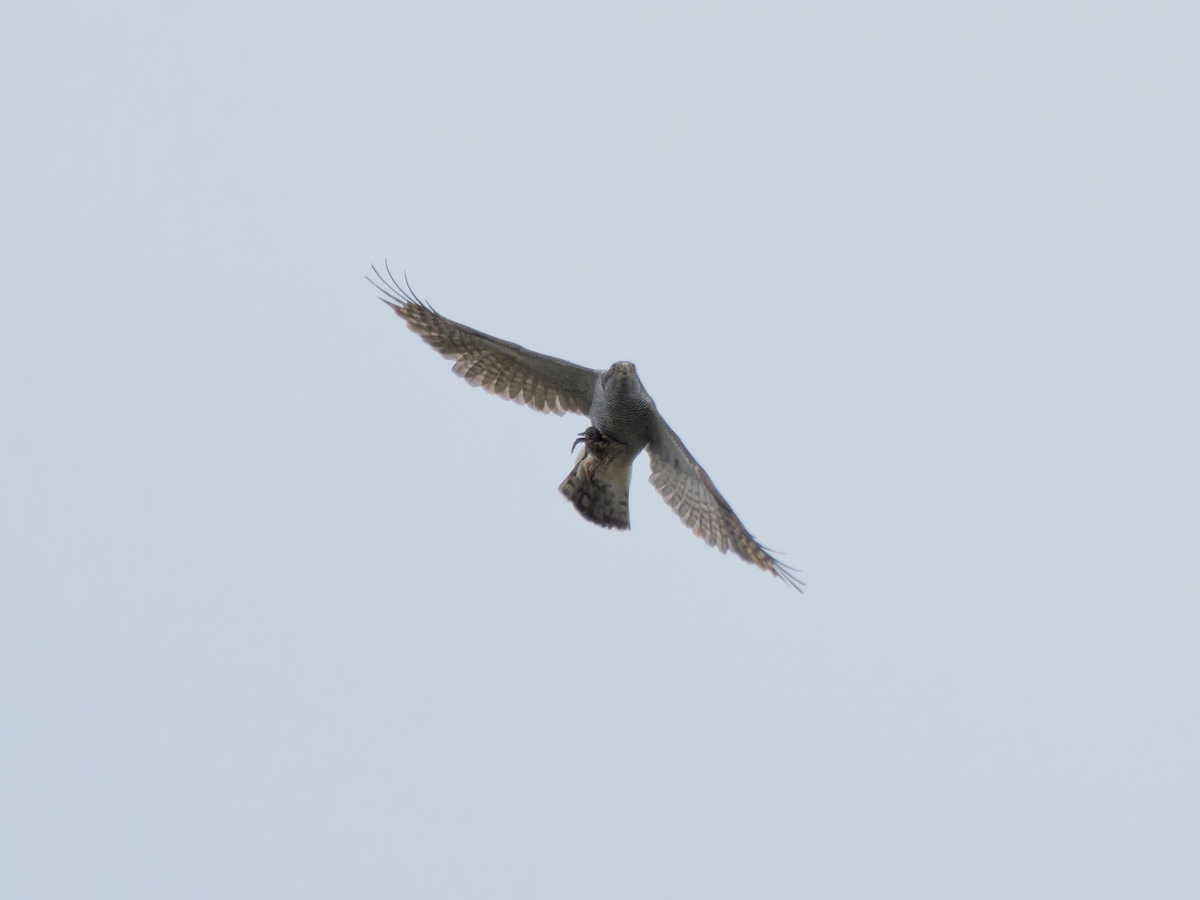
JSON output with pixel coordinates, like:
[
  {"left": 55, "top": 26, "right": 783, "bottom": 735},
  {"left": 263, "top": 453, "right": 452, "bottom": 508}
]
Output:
[{"left": 601, "top": 361, "right": 638, "bottom": 387}]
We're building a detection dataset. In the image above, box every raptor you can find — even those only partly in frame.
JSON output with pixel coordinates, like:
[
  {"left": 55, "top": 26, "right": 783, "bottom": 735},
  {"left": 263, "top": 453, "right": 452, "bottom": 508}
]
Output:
[{"left": 370, "top": 266, "right": 803, "bottom": 592}]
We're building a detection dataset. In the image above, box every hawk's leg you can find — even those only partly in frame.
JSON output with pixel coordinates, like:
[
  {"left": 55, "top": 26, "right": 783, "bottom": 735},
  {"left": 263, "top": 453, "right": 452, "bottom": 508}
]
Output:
[{"left": 558, "top": 427, "right": 634, "bottom": 530}]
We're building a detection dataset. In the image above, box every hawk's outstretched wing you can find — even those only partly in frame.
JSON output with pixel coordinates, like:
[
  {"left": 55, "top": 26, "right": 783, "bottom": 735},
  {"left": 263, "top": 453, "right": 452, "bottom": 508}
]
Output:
[
  {"left": 370, "top": 266, "right": 600, "bottom": 417},
  {"left": 647, "top": 415, "right": 804, "bottom": 591}
]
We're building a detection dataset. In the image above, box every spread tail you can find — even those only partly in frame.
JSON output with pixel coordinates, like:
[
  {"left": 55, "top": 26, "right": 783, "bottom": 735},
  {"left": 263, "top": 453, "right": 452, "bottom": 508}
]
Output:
[{"left": 558, "top": 427, "right": 634, "bottom": 530}]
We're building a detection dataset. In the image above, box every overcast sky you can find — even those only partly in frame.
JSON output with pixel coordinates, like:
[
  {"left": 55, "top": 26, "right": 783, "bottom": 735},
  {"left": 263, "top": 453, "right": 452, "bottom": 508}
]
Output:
[{"left": 2, "top": 2, "right": 1197, "bottom": 897}]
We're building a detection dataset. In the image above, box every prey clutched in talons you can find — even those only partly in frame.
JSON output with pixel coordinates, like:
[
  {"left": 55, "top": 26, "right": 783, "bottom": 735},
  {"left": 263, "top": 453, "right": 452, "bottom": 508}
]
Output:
[{"left": 570, "top": 427, "right": 613, "bottom": 482}]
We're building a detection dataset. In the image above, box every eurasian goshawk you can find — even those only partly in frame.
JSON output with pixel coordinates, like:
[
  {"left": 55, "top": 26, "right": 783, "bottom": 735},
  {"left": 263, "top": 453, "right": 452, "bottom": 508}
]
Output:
[{"left": 371, "top": 266, "right": 803, "bottom": 592}]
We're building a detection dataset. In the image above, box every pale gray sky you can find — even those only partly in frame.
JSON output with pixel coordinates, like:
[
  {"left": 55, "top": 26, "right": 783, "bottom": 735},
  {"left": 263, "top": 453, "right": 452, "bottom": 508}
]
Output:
[{"left": 2, "top": 1, "right": 1197, "bottom": 897}]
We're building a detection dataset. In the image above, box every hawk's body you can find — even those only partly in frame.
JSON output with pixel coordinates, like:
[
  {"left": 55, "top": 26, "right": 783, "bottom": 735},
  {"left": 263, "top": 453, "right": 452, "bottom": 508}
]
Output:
[{"left": 371, "top": 267, "right": 802, "bottom": 591}]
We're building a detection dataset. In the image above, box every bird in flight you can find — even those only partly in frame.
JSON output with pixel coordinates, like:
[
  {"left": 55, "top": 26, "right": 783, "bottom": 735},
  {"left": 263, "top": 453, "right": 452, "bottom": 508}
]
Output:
[{"left": 370, "top": 265, "right": 803, "bottom": 592}]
